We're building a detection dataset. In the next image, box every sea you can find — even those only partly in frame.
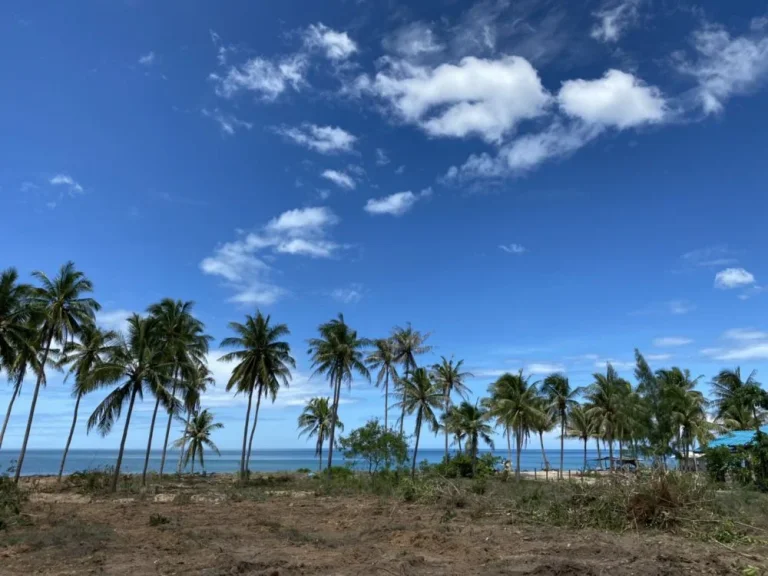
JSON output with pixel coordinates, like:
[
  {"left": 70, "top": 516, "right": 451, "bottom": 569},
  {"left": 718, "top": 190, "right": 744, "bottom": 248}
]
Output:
[{"left": 0, "top": 448, "right": 602, "bottom": 476}]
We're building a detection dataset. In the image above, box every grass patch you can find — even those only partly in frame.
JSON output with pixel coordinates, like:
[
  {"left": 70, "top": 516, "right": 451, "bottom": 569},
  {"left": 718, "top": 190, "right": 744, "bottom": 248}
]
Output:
[
  {"left": 4, "top": 516, "right": 113, "bottom": 556},
  {"left": 1, "top": 471, "right": 26, "bottom": 530}
]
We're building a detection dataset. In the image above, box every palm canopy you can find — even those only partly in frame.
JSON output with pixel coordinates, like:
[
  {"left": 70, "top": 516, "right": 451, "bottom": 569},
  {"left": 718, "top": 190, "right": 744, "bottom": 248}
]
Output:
[
  {"left": 485, "top": 370, "right": 542, "bottom": 437},
  {"left": 0, "top": 268, "right": 34, "bottom": 371},
  {"left": 399, "top": 367, "right": 443, "bottom": 427},
  {"left": 148, "top": 299, "right": 210, "bottom": 381},
  {"left": 59, "top": 323, "right": 119, "bottom": 397},
  {"left": 711, "top": 368, "right": 765, "bottom": 427},
  {"left": 541, "top": 373, "right": 579, "bottom": 422},
  {"left": 308, "top": 313, "right": 370, "bottom": 389},
  {"left": 452, "top": 401, "right": 494, "bottom": 460},
  {"left": 298, "top": 396, "right": 344, "bottom": 470},
  {"left": 391, "top": 323, "right": 432, "bottom": 374},
  {"left": 366, "top": 338, "right": 398, "bottom": 388},
  {"left": 173, "top": 409, "right": 223, "bottom": 472},
  {"left": 432, "top": 356, "right": 473, "bottom": 401}
]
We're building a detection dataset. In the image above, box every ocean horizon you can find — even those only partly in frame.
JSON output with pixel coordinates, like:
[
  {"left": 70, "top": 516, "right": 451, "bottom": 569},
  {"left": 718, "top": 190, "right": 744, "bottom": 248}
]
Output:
[{"left": 0, "top": 448, "right": 603, "bottom": 476}]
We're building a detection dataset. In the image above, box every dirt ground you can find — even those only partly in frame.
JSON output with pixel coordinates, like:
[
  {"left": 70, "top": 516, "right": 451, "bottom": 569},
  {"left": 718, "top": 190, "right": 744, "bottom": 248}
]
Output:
[{"left": 1, "top": 478, "right": 763, "bottom": 575}]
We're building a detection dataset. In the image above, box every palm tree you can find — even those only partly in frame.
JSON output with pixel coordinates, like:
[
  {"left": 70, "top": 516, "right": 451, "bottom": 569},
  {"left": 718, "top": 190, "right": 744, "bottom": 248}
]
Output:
[
  {"left": 391, "top": 324, "right": 432, "bottom": 435},
  {"left": 177, "top": 364, "right": 214, "bottom": 473},
  {"left": 147, "top": 299, "right": 211, "bottom": 477},
  {"left": 541, "top": 373, "right": 579, "bottom": 478},
  {"left": 297, "top": 397, "right": 343, "bottom": 472},
  {"left": 173, "top": 409, "right": 222, "bottom": 474},
  {"left": 584, "top": 364, "right": 631, "bottom": 471},
  {"left": 365, "top": 338, "right": 398, "bottom": 431},
  {"left": 56, "top": 323, "right": 118, "bottom": 480},
  {"left": 565, "top": 405, "right": 594, "bottom": 472},
  {"left": 0, "top": 268, "right": 33, "bottom": 373},
  {"left": 532, "top": 401, "right": 554, "bottom": 471},
  {"left": 0, "top": 335, "right": 43, "bottom": 451},
  {"left": 399, "top": 367, "right": 442, "bottom": 478},
  {"left": 485, "top": 370, "right": 542, "bottom": 479},
  {"left": 432, "top": 356, "right": 473, "bottom": 461},
  {"left": 220, "top": 311, "right": 294, "bottom": 480},
  {"left": 452, "top": 401, "right": 494, "bottom": 476},
  {"left": 14, "top": 262, "right": 100, "bottom": 482},
  {"left": 308, "top": 313, "right": 369, "bottom": 477},
  {"left": 670, "top": 388, "right": 708, "bottom": 470},
  {"left": 88, "top": 314, "right": 175, "bottom": 492},
  {"left": 440, "top": 406, "right": 465, "bottom": 454},
  {"left": 712, "top": 368, "right": 764, "bottom": 431}
]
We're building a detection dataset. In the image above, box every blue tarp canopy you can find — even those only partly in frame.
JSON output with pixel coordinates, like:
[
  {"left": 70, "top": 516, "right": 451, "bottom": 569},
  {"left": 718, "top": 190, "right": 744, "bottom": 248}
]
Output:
[{"left": 706, "top": 426, "right": 768, "bottom": 449}]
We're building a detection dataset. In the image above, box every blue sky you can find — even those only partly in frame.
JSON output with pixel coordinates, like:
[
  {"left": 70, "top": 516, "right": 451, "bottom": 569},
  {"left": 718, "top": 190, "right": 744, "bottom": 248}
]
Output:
[{"left": 2, "top": 0, "right": 768, "bottom": 452}]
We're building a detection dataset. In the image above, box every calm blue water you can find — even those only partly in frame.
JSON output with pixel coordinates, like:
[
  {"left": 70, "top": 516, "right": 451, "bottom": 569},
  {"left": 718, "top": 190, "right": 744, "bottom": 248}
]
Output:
[{"left": 0, "top": 448, "right": 603, "bottom": 476}]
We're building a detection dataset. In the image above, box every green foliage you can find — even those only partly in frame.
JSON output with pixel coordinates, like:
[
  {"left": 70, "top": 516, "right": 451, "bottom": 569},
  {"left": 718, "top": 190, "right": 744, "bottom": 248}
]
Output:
[
  {"left": 149, "top": 513, "right": 170, "bottom": 527},
  {"left": 67, "top": 467, "right": 115, "bottom": 493},
  {"left": 0, "top": 468, "right": 25, "bottom": 530},
  {"left": 339, "top": 420, "right": 408, "bottom": 474},
  {"left": 296, "top": 467, "right": 312, "bottom": 474},
  {"left": 704, "top": 446, "right": 735, "bottom": 482},
  {"left": 428, "top": 453, "right": 500, "bottom": 478}
]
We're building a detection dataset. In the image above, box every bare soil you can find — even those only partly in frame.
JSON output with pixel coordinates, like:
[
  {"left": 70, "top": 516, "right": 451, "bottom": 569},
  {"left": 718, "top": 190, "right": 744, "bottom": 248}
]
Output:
[{"left": 1, "top": 477, "right": 762, "bottom": 575}]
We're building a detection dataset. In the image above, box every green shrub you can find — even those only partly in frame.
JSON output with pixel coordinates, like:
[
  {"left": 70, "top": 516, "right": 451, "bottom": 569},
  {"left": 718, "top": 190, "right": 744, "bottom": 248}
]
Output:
[
  {"left": 0, "top": 472, "right": 25, "bottom": 530},
  {"left": 296, "top": 467, "right": 312, "bottom": 474},
  {"left": 428, "top": 453, "right": 500, "bottom": 478},
  {"left": 149, "top": 513, "right": 170, "bottom": 527},
  {"left": 67, "top": 467, "right": 114, "bottom": 493},
  {"left": 339, "top": 420, "right": 409, "bottom": 474}
]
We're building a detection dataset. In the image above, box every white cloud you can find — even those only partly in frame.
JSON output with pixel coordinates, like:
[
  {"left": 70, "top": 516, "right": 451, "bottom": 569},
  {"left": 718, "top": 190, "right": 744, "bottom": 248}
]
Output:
[
  {"left": 202, "top": 108, "right": 252, "bottom": 135},
  {"left": 499, "top": 243, "right": 527, "bottom": 254},
  {"left": 138, "top": 51, "right": 156, "bottom": 66},
  {"left": 277, "top": 124, "right": 356, "bottom": 154},
  {"left": 681, "top": 246, "right": 738, "bottom": 268},
  {"left": 364, "top": 191, "right": 418, "bottom": 216},
  {"left": 594, "top": 359, "right": 636, "bottom": 370},
  {"left": 50, "top": 174, "right": 84, "bottom": 195},
  {"left": 645, "top": 353, "right": 672, "bottom": 361},
  {"left": 710, "top": 343, "right": 768, "bottom": 361},
  {"left": 321, "top": 169, "right": 356, "bottom": 189},
  {"left": 211, "top": 54, "right": 307, "bottom": 100},
  {"left": 653, "top": 337, "right": 693, "bottom": 347},
  {"left": 723, "top": 328, "right": 768, "bottom": 341},
  {"left": 200, "top": 207, "right": 340, "bottom": 304},
  {"left": 676, "top": 24, "right": 768, "bottom": 114},
  {"left": 591, "top": 0, "right": 641, "bottom": 43},
  {"left": 558, "top": 70, "right": 667, "bottom": 128},
  {"left": 383, "top": 21, "right": 444, "bottom": 58},
  {"left": 96, "top": 309, "right": 132, "bottom": 333},
  {"left": 371, "top": 55, "right": 550, "bottom": 143},
  {"left": 527, "top": 363, "right": 564, "bottom": 375},
  {"left": 303, "top": 23, "right": 357, "bottom": 60},
  {"left": 715, "top": 267, "right": 755, "bottom": 289},
  {"left": 375, "top": 148, "right": 390, "bottom": 166},
  {"left": 331, "top": 284, "right": 363, "bottom": 304},
  {"left": 668, "top": 299, "right": 695, "bottom": 315}
]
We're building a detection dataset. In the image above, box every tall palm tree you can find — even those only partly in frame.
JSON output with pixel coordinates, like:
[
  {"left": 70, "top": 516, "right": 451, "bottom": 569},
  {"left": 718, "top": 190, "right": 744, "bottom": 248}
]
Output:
[
  {"left": 440, "top": 406, "right": 465, "bottom": 454},
  {"left": 56, "top": 323, "right": 118, "bottom": 480},
  {"left": 485, "top": 370, "right": 542, "bottom": 479},
  {"left": 220, "top": 311, "right": 294, "bottom": 480},
  {"left": 147, "top": 299, "right": 211, "bottom": 477},
  {"left": 670, "top": 388, "right": 708, "bottom": 470},
  {"left": 712, "top": 368, "right": 764, "bottom": 431},
  {"left": 0, "top": 335, "right": 43, "bottom": 451},
  {"left": 541, "top": 373, "right": 579, "bottom": 478},
  {"left": 308, "top": 313, "right": 369, "bottom": 477},
  {"left": 399, "top": 367, "right": 442, "bottom": 478},
  {"left": 0, "top": 268, "right": 33, "bottom": 373},
  {"left": 14, "top": 262, "right": 100, "bottom": 482},
  {"left": 565, "top": 405, "right": 594, "bottom": 472},
  {"left": 173, "top": 409, "right": 222, "bottom": 474},
  {"left": 584, "top": 364, "right": 631, "bottom": 471},
  {"left": 297, "top": 397, "right": 344, "bottom": 471},
  {"left": 452, "top": 401, "right": 494, "bottom": 476},
  {"left": 391, "top": 324, "right": 432, "bottom": 435},
  {"left": 88, "top": 314, "right": 175, "bottom": 492},
  {"left": 532, "top": 400, "right": 554, "bottom": 471},
  {"left": 365, "top": 338, "right": 398, "bottom": 431},
  {"left": 432, "top": 356, "right": 473, "bottom": 461},
  {"left": 177, "top": 364, "right": 214, "bottom": 474}
]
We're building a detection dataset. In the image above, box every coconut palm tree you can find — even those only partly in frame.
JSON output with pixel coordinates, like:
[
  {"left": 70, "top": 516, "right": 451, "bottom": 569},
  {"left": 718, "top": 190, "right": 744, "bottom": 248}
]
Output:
[
  {"left": 584, "top": 364, "right": 631, "bottom": 471},
  {"left": 88, "top": 314, "right": 175, "bottom": 492},
  {"left": 531, "top": 400, "right": 554, "bottom": 471},
  {"left": 365, "top": 338, "right": 399, "bottom": 431},
  {"left": 177, "top": 364, "right": 214, "bottom": 473},
  {"left": 452, "top": 401, "right": 494, "bottom": 476},
  {"left": 391, "top": 324, "right": 432, "bottom": 435},
  {"left": 440, "top": 406, "right": 465, "bottom": 454},
  {"left": 565, "top": 405, "right": 594, "bottom": 472},
  {"left": 220, "top": 311, "right": 294, "bottom": 480},
  {"left": 56, "top": 323, "right": 119, "bottom": 480},
  {"left": 541, "top": 373, "right": 579, "bottom": 478},
  {"left": 670, "top": 389, "right": 708, "bottom": 470},
  {"left": 0, "top": 268, "right": 34, "bottom": 374},
  {"left": 399, "top": 367, "right": 442, "bottom": 478},
  {"left": 173, "top": 409, "right": 223, "bottom": 474},
  {"left": 711, "top": 368, "right": 765, "bottom": 431},
  {"left": 14, "top": 262, "right": 100, "bottom": 482},
  {"left": 308, "top": 313, "right": 369, "bottom": 477},
  {"left": 297, "top": 397, "right": 343, "bottom": 472},
  {"left": 432, "top": 356, "right": 473, "bottom": 461},
  {"left": 0, "top": 334, "right": 43, "bottom": 451},
  {"left": 485, "top": 370, "right": 542, "bottom": 479},
  {"left": 147, "top": 299, "right": 211, "bottom": 477}
]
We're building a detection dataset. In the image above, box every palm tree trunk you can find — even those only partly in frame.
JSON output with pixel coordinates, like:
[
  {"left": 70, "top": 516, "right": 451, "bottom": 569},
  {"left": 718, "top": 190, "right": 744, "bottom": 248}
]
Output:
[
  {"left": 559, "top": 415, "right": 565, "bottom": 479},
  {"left": 384, "top": 372, "right": 389, "bottom": 431},
  {"left": 57, "top": 393, "right": 82, "bottom": 481},
  {"left": 411, "top": 408, "right": 423, "bottom": 478},
  {"left": 177, "top": 411, "right": 192, "bottom": 474},
  {"left": 539, "top": 431, "right": 549, "bottom": 469},
  {"left": 608, "top": 435, "right": 614, "bottom": 471},
  {"left": 14, "top": 333, "right": 52, "bottom": 483},
  {"left": 191, "top": 448, "right": 195, "bottom": 474},
  {"left": 619, "top": 439, "right": 623, "bottom": 460},
  {"left": 112, "top": 386, "right": 139, "bottom": 492},
  {"left": 317, "top": 436, "right": 323, "bottom": 472},
  {"left": 158, "top": 378, "right": 178, "bottom": 476},
  {"left": 583, "top": 438, "right": 587, "bottom": 472},
  {"left": 595, "top": 437, "right": 602, "bottom": 469},
  {"left": 240, "top": 387, "right": 254, "bottom": 480},
  {"left": 142, "top": 395, "right": 162, "bottom": 486},
  {"left": 515, "top": 426, "right": 523, "bottom": 480},
  {"left": 506, "top": 427, "right": 512, "bottom": 464},
  {"left": 327, "top": 377, "right": 342, "bottom": 478},
  {"left": 399, "top": 366, "right": 409, "bottom": 436},
  {"left": 444, "top": 390, "right": 450, "bottom": 462},
  {"left": 246, "top": 387, "right": 263, "bottom": 466},
  {"left": 457, "top": 436, "right": 463, "bottom": 454},
  {"left": 0, "top": 384, "right": 20, "bottom": 450},
  {"left": 471, "top": 435, "right": 478, "bottom": 477}
]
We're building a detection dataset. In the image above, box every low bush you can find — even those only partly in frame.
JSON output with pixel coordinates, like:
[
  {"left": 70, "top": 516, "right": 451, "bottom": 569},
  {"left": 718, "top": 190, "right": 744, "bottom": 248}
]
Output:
[
  {"left": 427, "top": 453, "right": 501, "bottom": 478},
  {"left": 149, "top": 513, "right": 170, "bottom": 527},
  {"left": 0, "top": 472, "right": 25, "bottom": 530},
  {"left": 67, "top": 467, "right": 114, "bottom": 493}
]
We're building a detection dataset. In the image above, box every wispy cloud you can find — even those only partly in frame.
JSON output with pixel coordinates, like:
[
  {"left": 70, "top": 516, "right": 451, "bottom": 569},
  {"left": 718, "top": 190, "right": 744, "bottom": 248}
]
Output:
[
  {"left": 499, "top": 243, "right": 527, "bottom": 254},
  {"left": 96, "top": 309, "right": 132, "bottom": 333},
  {"left": 723, "top": 328, "right": 768, "bottom": 341},
  {"left": 653, "top": 337, "right": 693, "bottom": 347},
  {"left": 364, "top": 188, "right": 432, "bottom": 216},
  {"left": 202, "top": 108, "right": 252, "bottom": 135},
  {"left": 331, "top": 284, "right": 363, "bottom": 304},
  {"left": 302, "top": 23, "right": 358, "bottom": 61},
  {"left": 680, "top": 246, "right": 739, "bottom": 268},
  {"left": 714, "top": 267, "right": 755, "bottom": 289},
  {"left": 277, "top": 124, "right": 356, "bottom": 154},
  {"left": 591, "top": 0, "right": 641, "bottom": 43},
  {"left": 527, "top": 363, "right": 564, "bottom": 375},
  {"left": 50, "top": 174, "right": 84, "bottom": 195},
  {"left": 375, "top": 148, "right": 390, "bottom": 166},
  {"left": 321, "top": 169, "right": 356, "bottom": 189},
  {"left": 138, "top": 51, "right": 156, "bottom": 66}
]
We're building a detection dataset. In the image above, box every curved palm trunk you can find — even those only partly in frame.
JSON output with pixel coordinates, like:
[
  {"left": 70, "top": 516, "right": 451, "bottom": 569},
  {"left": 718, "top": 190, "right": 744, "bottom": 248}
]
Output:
[
  {"left": 384, "top": 372, "right": 389, "bottom": 431},
  {"left": 583, "top": 438, "right": 588, "bottom": 472},
  {"left": 515, "top": 426, "right": 523, "bottom": 480},
  {"left": 57, "top": 393, "right": 82, "bottom": 481},
  {"left": 14, "top": 334, "right": 52, "bottom": 483},
  {"left": 326, "top": 377, "right": 342, "bottom": 478},
  {"left": 506, "top": 428, "right": 512, "bottom": 465},
  {"left": 246, "top": 387, "right": 263, "bottom": 466},
  {"left": 158, "top": 378, "right": 178, "bottom": 476},
  {"left": 608, "top": 435, "right": 614, "bottom": 471},
  {"left": 317, "top": 435, "right": 323, "bottom": 472},
  {"left": 538, "top": 431, "right": 549, "bottom": 470},
  {"left": 595, "top": 438, "right": 602, "bottom": 469},
  {"left": 177, "top": 411, "right": 192, "bottom": 474},
  {"left": 141, "top": 396, "right": 162, "bottom": 486},
  {"left": 240, "top": 387, "right": 254, "bottom": 480},
  {"left": 471, "top": 435, "right": 478, "bottom": 477},
  {"left": 190, "top": 445, "right": 196, "bottom": 474},
  {"left": 112, "top": 386, "right": 139, "bottom": 492},
  {"left": 444, "top": 390, "right": 450, "bottom": 462},
  {"left": 0, "top": 383, "right": 21, "bottom": 450},
  {"left": 559, "top": 414, "right": 565, "bottom": 479},
  {"left": 411, "top": 407, "right": 423, "bottom": 478},
  {"left": 399, "top": 366, "right": 409, "bottom": 436}
]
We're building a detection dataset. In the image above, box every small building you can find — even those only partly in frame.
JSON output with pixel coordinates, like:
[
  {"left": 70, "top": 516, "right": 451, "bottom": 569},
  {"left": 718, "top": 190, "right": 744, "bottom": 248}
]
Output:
[{"left": 706, "top": 425, "right": 768, "bottom": 450}]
